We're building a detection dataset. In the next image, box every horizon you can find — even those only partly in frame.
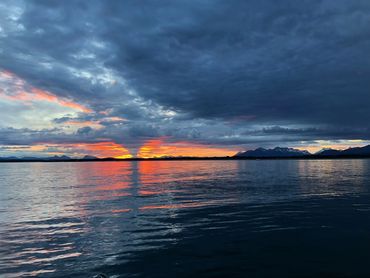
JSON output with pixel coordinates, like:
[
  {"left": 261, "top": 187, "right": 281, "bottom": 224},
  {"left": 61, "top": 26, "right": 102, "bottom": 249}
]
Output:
[
  {"left": 1, "top": 1, "right": 370, "bottom": 158},
  {"left": 1, "top": 143, "right": 369, "bottom": 159}
]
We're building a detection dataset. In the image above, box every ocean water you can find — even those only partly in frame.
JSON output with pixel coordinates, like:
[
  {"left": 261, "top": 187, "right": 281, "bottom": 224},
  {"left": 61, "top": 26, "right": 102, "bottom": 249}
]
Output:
[{"left": 1, "top": 159, "right": 370, "bottom": 277}]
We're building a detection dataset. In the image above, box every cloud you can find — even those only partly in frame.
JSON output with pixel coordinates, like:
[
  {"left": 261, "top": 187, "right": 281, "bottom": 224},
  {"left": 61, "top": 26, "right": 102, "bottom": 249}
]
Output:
[
  {"left": 76, "top": 126, "right": 93, "bottom": 135},
  {"left": 1, "top": 0, "right": 370, "bottom": 156}
]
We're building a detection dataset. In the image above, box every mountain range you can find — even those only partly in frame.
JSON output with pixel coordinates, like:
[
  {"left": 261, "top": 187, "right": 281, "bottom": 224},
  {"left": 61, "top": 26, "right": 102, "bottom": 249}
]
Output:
[
  {"left": 235, "top": 145, "right": 370, "bottom": 158},
  {"left": 0, "top": 155, "right": 99, "bottom": 162},
  {"left": 235, "top": 147, "right": 310, "bottom": 158}
]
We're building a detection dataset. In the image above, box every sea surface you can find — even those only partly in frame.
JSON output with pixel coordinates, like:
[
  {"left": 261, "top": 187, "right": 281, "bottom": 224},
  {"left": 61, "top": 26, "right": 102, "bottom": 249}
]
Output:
[{"left": 1, "top": 159, "right": 370, "bottom": 277}]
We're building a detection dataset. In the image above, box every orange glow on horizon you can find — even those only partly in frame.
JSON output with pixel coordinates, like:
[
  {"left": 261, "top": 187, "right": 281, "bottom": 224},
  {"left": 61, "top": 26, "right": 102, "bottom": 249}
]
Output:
[
  {"left": 74, "top": 142, "right": 132, "bottom": 158},
  {"left": 1, "top": 140, "right": 238, "bottom": 159},
  {"left": 137, "top": 139, "right": 238, "bottom": 158}
]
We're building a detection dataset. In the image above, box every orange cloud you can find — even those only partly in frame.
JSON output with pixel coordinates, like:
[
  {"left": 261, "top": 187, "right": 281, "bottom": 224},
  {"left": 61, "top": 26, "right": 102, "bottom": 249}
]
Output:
[
  {"left": 137, "top": 139, "right": 163, "bottom": 158},
  {"left": 31, "top": 88, "right": 92, "bottom": 113},
  {"left": 0, "top": 70, "right": 91, "bottom": 113},
  {"left": 137, "top": 138, "right": 238, "bottom": 158},
  {"left": 102, "top": 116, "right": 126, "bottom": 122}
]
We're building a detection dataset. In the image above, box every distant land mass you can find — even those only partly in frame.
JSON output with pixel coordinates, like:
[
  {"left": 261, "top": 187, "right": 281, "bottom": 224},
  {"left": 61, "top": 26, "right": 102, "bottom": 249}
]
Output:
[
  {"left": 1, "top": 145, "right": 370, "bottom": 162},
  {"left": 235, "top": 147, "right": 310, "bottom": 158},
  {"left": 235, "top": 145, "right": 370, "bottom": 158}
]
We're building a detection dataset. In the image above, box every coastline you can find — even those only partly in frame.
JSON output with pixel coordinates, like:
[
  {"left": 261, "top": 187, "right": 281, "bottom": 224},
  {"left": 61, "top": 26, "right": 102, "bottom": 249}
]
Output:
[{"left": 1, "top": 155, "right": 370, "bottom": 163}]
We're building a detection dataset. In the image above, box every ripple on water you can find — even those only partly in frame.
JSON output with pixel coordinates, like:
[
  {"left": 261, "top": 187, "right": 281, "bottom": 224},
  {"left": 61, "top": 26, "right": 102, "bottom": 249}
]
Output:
[{"left": 1, "top": 160, "right": 370, "bottom": 277}]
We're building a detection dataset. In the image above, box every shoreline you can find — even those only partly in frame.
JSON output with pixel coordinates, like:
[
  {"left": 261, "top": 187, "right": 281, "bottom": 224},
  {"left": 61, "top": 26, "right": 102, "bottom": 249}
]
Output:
[{"left": 1, "top": 155, "right": 370, "bottom": 163}]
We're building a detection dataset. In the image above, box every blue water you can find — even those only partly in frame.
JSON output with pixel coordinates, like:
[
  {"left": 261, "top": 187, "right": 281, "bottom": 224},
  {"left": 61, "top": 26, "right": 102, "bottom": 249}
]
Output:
[{"left": 1, "top": 160, "right": 370, "bottom": 277}]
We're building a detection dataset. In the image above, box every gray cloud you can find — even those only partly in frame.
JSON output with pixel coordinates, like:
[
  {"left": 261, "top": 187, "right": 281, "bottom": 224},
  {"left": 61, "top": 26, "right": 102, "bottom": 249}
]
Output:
[{"left": 1, "top": 0, "right": 370, "bottom": 153}]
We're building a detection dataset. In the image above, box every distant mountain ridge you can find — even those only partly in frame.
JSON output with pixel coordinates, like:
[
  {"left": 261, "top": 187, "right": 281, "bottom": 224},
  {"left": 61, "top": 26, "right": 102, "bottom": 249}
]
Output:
[
  {"left": 0, "top": 155, "right": 73, "bottom": 161},
  {"left": 341, "top": 145, "right": 370, "bottom": 156},
  {"left": 235, "top": 147, "right": 310, "bottom": 158},
  {"left": 0, "top": 155, "right": 96, "bottom": 162},
  {"left": 314, "top": 148, "right": 342, "bottom": 156},
  {"left": 235, "top": 145, "right": 370, "bottom": 158},
  {"left": 82, "top": 155, "right": 98, "bottom": 160}
]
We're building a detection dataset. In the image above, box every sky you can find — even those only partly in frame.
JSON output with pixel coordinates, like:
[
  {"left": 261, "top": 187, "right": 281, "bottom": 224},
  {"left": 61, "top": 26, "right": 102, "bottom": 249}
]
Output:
[{"left": 1, "top": 0, "right": 370, "bottom": 158}]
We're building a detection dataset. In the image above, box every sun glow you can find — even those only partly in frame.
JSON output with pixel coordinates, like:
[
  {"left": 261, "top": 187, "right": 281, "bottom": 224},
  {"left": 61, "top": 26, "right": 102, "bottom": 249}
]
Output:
[
  {"left": 137, "top": 139, "right": 238, "bottom": 158},
  {"left": 74, "top": 142, "right": 132, "bottom": 158}
]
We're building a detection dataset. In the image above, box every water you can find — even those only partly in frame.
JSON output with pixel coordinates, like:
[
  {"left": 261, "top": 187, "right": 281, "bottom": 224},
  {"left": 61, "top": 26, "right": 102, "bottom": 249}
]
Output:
[{"left": 1, "top": 159, "right": 370, "bottom": 277}]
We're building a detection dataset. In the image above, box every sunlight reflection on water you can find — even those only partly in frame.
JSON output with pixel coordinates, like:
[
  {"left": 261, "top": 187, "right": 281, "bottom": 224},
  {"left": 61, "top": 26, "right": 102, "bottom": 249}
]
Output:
[{"left": 1, "top": 159, "right": 370, "bottom": 277}]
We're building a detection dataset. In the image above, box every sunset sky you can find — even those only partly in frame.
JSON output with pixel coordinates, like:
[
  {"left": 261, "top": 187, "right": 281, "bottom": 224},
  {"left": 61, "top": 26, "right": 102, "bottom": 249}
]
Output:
[{"left": 1, "top": 0, "right": 370, "bottom": 158}]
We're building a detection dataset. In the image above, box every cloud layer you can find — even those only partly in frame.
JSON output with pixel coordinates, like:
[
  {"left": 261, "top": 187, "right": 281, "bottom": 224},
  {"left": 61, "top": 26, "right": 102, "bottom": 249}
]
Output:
[{"left": 1, "top": 0, "right": 370, "bottom": 156}]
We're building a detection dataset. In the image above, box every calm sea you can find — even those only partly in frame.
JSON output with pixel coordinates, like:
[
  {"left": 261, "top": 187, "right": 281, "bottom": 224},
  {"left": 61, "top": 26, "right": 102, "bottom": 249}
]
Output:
[{"left": 1, "top": 160, "right": 370, "bottom": 277}]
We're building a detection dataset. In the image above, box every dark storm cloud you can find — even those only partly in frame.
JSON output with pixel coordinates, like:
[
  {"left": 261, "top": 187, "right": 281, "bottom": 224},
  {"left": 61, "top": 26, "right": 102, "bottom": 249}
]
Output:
[
  {"left": 259, "top": 126, "right": 370, "bottom": 142},
  {"left": 100, "top": 0, "right": 370, "bottom": 126},
  {"left": 1, "top": 0, "right": 370, "bottom": 149}
]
